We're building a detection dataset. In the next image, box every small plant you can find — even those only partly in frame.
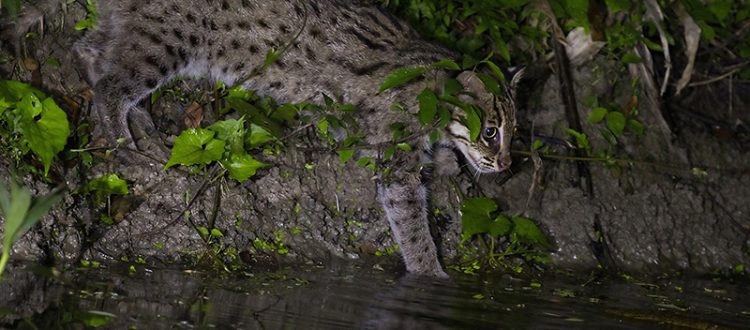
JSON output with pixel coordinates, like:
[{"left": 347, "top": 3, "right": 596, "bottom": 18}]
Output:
[
  {"left": 0, "top": 179, "right": 63, "bottom": 278},
  {"left": 455, "top": 197, "right": 551, "bottom": 274},
  {"left": 164, "top": 117, "right": 269, "bottom": 182},
  {"left": 74, "top": 0, "right": 98, "bottom": 31},
  {"left": 80, "top": 173, "right": 129, "bottom": 225},
  {"left": 0, "top": 81, "right": 71, "bottom": 176}
]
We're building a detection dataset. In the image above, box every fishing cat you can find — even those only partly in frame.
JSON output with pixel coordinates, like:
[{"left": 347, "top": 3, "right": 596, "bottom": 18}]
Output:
[{"left": 21, "top": 0, "right": 522, "bottom": 277}]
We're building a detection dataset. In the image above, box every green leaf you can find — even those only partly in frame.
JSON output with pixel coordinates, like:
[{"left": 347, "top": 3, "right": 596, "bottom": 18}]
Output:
[
  {"left": 0, "top": 180, "right": 63, "bottom": 278},
  {"left": 84, "top": 173, "right": 128, "bottom": 205},
  {"left": 430, "top": 59, "right": 461, "bottom": 70},
  {"left": 221, "top": 153, "right": 267, "bottom": 182},
  {"left": 511, "top": 216, "right": 551, "bottom": 248},
  {"left": 1, "top": 0, "right": 21, "bottom": 19},
  {"left": 483, "top": 60, "right": 506, "bottom": 81},
  {"left": 564, "top": 0, "right": 590, "bottom": 30},
  {"left": 476, "top": 72, "right": 502, "bottom": 95},
  {"left": 197, "top": 226, "right": 209, "bottom": 238},
  {"left": 566, "top": 128, "right": 590, "bottom": 151},
  {"left": 208, "top": 118, "right": 245, "bottom": 154},
  {"left": 247, "top": 123, "right": 275, "bottom": 147},
  {"left": 77, "top": 310, "right": 115, "bottom": 328},
  {"left": 396, "top": 143, "right": 412, "bottom": 151},
  {"left": 488, "top": 215, "right": 512, "bottom": 237},
  {"left": 588, "top": 107, "right": 608, "bottom": 124},
  {"left": 531, "top": 139, "right": 545, "bottom": 150},
  {"left": 338, "top": 149, "right": 354, "bottom": 164},
  {"left": 464, "top": 105, "right": 482, "bottom": 141},
  {"left": 460, "top": 197, "right": 498, "bottom": 239},
  {"left": 210, "top": 228, "right": 224, "bottom": 237},
  {"left": 2, "top": 181, "right": 31, "bottom": 248},
  {"left": 707, "top": 0, "right": 732, "bottom": 22},
  {"left": 0, "top": 80, "right": 43, "bottom": 100},
  {"left": 443, "top": 78, "right": 462, "bottom": 96},
  {"left": 605, "top": 0, "right": 631, "bottom": 13},
  {"left": 164, "top": 128, "right": 225, "bottom": 169},
  {"left": 378, "top": 66, "right": 427, "bottom": 92},
  {"left": 621, "top": 52, "right": 642, "bottom": 64},
  {"left": 417, "top": 88, "right": 438, "bottom": 125},
  {"left": 606, "top": 111, "right": 626, "bottom": 136},
  {"left": 15, "top": 95, "right": 71, "bottom": 175},
  {"left": 627, "top": 119, "right": 645, "bottom": 136},
  {"left": 383, "top": 145, "right": 396, "bottom": 160}
]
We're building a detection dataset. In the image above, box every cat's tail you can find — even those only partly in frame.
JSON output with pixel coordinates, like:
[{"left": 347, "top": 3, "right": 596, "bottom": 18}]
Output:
[{"left": 1, "top": 1, "right": 64, "bottom": 53}]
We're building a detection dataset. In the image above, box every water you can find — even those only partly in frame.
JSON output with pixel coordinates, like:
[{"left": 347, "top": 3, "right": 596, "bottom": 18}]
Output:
[{"left": 1, "top": 262, "right": 748, "bottom": 329}]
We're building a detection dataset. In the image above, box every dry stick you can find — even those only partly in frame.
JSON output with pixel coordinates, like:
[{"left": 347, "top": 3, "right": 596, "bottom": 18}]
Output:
[{"left": 540, "top": 0, "right": 594, "bottom": 197}]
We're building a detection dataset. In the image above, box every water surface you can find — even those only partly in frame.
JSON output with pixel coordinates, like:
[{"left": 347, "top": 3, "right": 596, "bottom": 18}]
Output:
[{"left": 1, "top": 262, "right": 748, "bottom": 329}]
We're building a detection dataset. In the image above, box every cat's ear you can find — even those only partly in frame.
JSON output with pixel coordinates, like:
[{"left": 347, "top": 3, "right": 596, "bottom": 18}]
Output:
[{"left": 508, "top": 66, "right": 525, "bottom": 96}]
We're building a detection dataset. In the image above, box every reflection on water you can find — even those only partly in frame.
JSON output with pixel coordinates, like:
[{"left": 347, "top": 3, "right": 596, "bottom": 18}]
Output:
[{"left": 1, "top": 262, "right": 748, "bottom": 329}]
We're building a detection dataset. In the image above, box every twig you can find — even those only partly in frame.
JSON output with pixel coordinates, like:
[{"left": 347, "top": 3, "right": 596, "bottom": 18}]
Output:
[{"left": 687, "top": 67, "right": 742, "bottom": 87}]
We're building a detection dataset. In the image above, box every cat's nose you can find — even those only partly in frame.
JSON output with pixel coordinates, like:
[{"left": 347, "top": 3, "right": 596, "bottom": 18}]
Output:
[{"left": 497, "top": 153, "right": 512, "bottom": 172}]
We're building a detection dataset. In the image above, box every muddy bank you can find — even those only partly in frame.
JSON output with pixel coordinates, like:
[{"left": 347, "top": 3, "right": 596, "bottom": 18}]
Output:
[{"left": 0, "top": 6, "right": 748, "bottom": 278}]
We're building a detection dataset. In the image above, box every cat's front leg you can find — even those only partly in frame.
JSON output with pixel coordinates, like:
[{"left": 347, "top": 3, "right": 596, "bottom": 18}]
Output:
[{"left": 377, "top": 158, "right": 448, "bottom": 278}]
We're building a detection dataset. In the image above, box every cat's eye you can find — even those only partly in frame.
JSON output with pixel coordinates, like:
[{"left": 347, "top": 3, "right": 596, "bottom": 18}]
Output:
[{"left": 483, "top": 127, "right": 498, "bottom": 139}]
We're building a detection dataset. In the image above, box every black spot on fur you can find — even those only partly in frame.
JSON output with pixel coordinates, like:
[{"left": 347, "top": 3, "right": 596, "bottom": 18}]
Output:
[
  {"left": 249, "top": 44, "right": 259, "bottom": 53},
  {"left": 257, "top": 19, "right": 269, "bottom": 29},
  {"left": 293, "top": 3, "right": 303, "bottom": 16},
  {"left": 279, "top": 24, "right": 290, "bottom": 34},
  {"left": 237, "top": 20, "right": 250, "bottom": 30},
  {"left": 178, "top": 48, "right": 188, "bottom": 61},
  {"left": 145, "top": 54, "right": 161, "bottom": 68},
  {"left": 348, "top": 27, "right": 385, "bottom": 51},
  {"left": 189, "top": 35, "right": 200, "bottom": 46},
  {"left": 309, "top": 2, "right": 320, "bottom": 15},
  {"left": 186, "top": 13, "right": 196, "bottom": 23},
  {"left": 217, "top": 48, "right": 225, "bottom": 57},
  {"left": 304, "top": 45, "right": 316, "bottom": 60},
  {"left": 146, "top": 78, "right": 158, "bottom": 89},
  {"left": 223, "top": 22, "right": 232, "bottom": 31},
  {"left": 351, "top": 61, "right": 388, "bottom": 76},
  {"left": 410, "top": 236, "right": 418, "bottom": 243},
  {"left": 231, "top": 39, "right": 241, "bottom": 49},
  {"left": 173, "top": 28, "right": 184, "bottom": 40},
  {"left": 171, "top": 4, "right": 180, "bottom": 13},
  {"left": 269, "top": 81, "right": 282, "bottom": 89},
  {"left": 309, "top": 27, "right": 322, "bottom": 40},
  {"left": 147, "top": 33, "right": 162, "bottom": 45},
  {"left": 235, "top": 63, "right": 246, "bottom": 71},
  {"left": 210, "top": 20, "right": 219, "bottom": 30},
  {"left": 221, "top": 0, "right": 230, "bottom": 10}
]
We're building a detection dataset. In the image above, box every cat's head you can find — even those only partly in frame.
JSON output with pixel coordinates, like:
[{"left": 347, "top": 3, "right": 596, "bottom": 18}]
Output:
[{"left": 447, "top": 68, "right": 523, "bottom": 174}]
